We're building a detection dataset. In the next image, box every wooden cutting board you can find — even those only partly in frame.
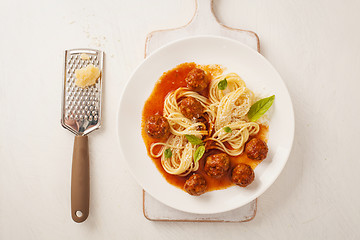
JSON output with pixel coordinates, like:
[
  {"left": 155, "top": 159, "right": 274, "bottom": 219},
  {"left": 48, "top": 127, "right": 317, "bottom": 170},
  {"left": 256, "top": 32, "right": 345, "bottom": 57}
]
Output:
[{"left": 143, "top": 0, "right": 260, "bottom": 222}]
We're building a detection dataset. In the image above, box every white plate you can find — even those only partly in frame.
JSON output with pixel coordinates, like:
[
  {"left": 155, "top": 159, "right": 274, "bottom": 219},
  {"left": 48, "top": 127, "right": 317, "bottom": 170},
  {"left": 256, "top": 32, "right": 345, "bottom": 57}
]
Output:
[{"left": 117, "top": 36, "right": 294, "bottom": 214}]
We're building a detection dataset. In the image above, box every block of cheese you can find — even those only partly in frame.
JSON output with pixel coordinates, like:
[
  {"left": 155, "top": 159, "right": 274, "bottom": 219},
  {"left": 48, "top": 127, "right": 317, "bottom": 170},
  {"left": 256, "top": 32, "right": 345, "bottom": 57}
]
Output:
[{"left": 75, "top": 64, "right": 100, "bottom": 88}]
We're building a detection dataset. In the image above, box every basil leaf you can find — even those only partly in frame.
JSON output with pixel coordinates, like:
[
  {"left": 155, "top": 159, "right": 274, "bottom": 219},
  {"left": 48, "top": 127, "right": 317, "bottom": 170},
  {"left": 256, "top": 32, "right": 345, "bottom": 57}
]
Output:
[
  {"left": 247, "top": 95, "right": 275, "bottom": 122},
  {"left": 218, "top": 78, "right": 227, "bottom": 90},
  {"left": 194, "top": 146, "right": 205, "bottom": 163},
  {"left": 185, "top": 135, "right": 203, "bottom": 145},
  {"left": 223, "top": 126, "right": 232, "bottom": 133},
  {"left": 164, "top": 148, "right": 172, "bottom": 159}
]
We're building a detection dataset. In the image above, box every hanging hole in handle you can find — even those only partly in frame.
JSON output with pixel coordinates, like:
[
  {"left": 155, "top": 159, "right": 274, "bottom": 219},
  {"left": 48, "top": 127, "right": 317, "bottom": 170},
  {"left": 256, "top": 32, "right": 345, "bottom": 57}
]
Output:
[{"left": 76, "top": 210, "right": 83, "bottom": 218}]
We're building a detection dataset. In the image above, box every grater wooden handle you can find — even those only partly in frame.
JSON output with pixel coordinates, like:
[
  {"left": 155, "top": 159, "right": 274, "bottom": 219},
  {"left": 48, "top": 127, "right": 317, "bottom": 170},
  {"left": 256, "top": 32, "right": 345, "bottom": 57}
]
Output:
[{"left": 71, "top": 135, "right": 90, "bottom": 223}]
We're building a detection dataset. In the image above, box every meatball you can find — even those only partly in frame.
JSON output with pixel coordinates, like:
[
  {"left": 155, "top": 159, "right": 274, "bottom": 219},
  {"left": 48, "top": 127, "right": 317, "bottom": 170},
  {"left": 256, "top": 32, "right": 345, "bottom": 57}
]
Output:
[
  {"left": 185, "top": 68, "right": 209, "bottom": 92},
  {"left": 231, "top": 163, "right": 255, "bottom": 187},
  {"left": 145, "top": 115, "right": 170, "bottom": 139},
  {"left": 179, "top": 97, "right": 204, "bottom": 119},
  {"left": 204, "top": 153, "right": 230, "bottom": 178},
  {"left": 184, "top": 174, "right": 207, "bottom": 196},
  {"left": 245, "top": 138, "right": 268, "bottom": 160}
]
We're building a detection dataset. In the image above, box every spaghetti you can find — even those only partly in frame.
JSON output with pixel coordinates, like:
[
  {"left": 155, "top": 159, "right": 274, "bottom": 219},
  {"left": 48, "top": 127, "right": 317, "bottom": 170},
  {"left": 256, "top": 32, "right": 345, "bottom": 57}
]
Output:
[
  {"left": 206, "top": 73, "right": 260, "bottom": 156},
  {"left": 149, "top": 68, "right": 261, "bottom": 175}
]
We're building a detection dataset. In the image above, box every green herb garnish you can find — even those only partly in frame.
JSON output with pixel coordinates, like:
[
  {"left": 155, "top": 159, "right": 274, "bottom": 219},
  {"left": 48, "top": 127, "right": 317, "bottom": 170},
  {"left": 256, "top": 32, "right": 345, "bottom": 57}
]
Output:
[
  {"left": 185, "top": 134, "right": 203, "bottom": 145},
  {"left": 218, "top": 78, "right": 228, "bottom": 90},
  {"left": 194, "top": 146, "right": 205, "bottom": 163},
  {"left": 223, "top": 126, "right": 232, "bottom": 133},
  {"left": 164, "top": 148, "right": 172, "bottom": 159},
  {"left": 247, "top": 95, "right": 275, "bottom": 122}
]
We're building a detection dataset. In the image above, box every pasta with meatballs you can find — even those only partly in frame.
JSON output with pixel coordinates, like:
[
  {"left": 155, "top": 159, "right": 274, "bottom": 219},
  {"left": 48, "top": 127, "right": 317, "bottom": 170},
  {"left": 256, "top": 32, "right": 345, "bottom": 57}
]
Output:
[{"left": 142, "top": 62, "right": 273, "bottom": 195}]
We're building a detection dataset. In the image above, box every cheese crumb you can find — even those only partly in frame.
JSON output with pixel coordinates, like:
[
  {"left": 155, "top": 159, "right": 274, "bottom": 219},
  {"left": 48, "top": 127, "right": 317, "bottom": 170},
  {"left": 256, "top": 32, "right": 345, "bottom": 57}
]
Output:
[
  {"left": 80, "top": 53, "right": 90, "bottom": 60},
  {"left": 75, "top": 64, "right": 100, "bottom": 88}
]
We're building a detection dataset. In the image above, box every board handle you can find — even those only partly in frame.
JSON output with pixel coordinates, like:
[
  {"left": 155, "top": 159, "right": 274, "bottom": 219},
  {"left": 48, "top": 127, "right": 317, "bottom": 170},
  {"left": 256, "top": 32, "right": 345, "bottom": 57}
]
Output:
[
  {"left": 71, "top": 135, "right": 90, "bottom": 223},
  {"left": 192, "top": 0, "right": 218, "bottom": 26}
]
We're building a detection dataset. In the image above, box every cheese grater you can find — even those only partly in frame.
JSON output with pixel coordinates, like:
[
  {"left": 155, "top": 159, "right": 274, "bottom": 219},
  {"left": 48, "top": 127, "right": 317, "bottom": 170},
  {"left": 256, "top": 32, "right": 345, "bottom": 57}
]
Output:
[{"left": 61, "top": 49, "right": 104, "bottom": 223}]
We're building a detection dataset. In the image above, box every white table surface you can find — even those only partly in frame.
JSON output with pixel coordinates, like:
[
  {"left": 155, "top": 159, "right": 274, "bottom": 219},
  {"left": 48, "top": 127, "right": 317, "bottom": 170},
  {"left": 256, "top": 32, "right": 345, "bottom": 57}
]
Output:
[{"left": 1, "top": 0, "right": 360, "bottom": 239}]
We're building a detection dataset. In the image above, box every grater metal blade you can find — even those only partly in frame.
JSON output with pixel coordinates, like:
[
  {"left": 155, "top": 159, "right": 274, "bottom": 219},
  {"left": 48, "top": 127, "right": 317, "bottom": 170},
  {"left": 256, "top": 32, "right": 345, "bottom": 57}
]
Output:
[
  {"left": 61, "top": 49, "right": 103, "bottom": 136},
  {"left": 61, "top": 48, "right": 104, "bottom": 223}
]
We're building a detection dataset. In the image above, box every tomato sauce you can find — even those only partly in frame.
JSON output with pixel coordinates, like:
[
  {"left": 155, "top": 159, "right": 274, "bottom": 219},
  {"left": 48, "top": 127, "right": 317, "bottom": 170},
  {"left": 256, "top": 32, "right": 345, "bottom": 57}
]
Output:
[{"left": 141, "top": 63, "right": 269, "bottom": 192}]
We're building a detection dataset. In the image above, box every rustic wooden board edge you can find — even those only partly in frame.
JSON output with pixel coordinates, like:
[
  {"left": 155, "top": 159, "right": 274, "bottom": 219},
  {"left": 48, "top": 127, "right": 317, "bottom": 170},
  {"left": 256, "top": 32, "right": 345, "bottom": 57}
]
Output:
[{"left": 143, "top": 190, "right": 257, "bottom": 223}]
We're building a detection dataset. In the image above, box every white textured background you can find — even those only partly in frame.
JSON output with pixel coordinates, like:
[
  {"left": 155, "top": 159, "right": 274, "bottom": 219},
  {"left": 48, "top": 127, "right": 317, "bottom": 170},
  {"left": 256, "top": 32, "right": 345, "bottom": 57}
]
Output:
[{"left": 0, "top": 0, "right": 359, "bottom": 239}]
